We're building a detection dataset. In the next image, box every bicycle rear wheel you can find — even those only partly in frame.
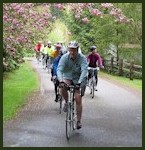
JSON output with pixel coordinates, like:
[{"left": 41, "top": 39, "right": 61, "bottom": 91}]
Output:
[
  {"left": 42, "top": 59, "right": 46, "bottom": 69},
  {"left": 66, "top": 103, "right": 72, "bottom": 140},
  {"left": 47, "top": 61, "right": 50, "bottom": 73}
]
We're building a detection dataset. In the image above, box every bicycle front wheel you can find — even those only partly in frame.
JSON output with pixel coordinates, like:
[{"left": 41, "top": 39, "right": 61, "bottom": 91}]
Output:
[{"left": 66, "top": 103, "right": 72, "bottom": 140}]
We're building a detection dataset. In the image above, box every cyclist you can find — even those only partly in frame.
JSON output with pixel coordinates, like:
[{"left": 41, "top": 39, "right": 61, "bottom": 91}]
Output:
[
  {"left": 51, "top": 43, "right": 64, "bottom": 102},
  {"left": 51, "top": 43, "right": 62, "bottom": 59},
  {"left": 34, "top": 41, "right": 44, "bottom": 62},
  {"left": 57, "top": 41, "right": 67, "bottom": 54},
  {"left": 57, "top": 41, "right": 88, "bottom": 129},
  {"left": 41, "top": 43, "right": 48, "bottom": 69},
  {"left": 87, "top": 46, "right": 104, "bottom": 91},
  {"left": 45, "top": 41, "right": 55, "bottom": 69}
]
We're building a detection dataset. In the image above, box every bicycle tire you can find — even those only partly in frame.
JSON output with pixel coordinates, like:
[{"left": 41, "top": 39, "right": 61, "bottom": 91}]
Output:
[
  {"left": 66, "top": 103, "right": 72, "bottom": 140},
  {"left": 47, "top": 61, "right": 50, "bottom": 73},
  {"left": 42, "top": 59, "right": 45, "bottom": 69},
  {"left": 72, "top": 99, "right": 77, "bottom": 130},
  {"left": 90, "top": 79, "right": 94, "bottom": 98}
]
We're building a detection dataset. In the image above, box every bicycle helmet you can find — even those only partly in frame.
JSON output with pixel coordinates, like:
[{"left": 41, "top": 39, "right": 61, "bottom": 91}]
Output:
[
  {"left": 38, "top": 41, "right": 42, "bottom": 44},
  {"left": 57, "top": 41, "right": 63, "bottom": 45},
  {"left": 47, "top": 41, "right": 51, "bottom": 44},
  {"left": 68, "top": 41, "right": 79, "bottom": 48},
  {"left": 90, "top": 46, "right": 96, "bottom": 51}
]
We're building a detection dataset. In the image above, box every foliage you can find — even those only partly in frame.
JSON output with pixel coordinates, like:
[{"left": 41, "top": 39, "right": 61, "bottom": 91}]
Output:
[
  {"left": 3, "top": 61, "right": 39, "bottom": 122},
  {"left": 60, "top": 3, "right": 142, "bottom": 62},
  {"left": 3, "top": 3, "right": 142, "bottom": 72},
  {"left": 3, "top": 3, "right": 53, "bottom": 71},
  {"left": 100, "top": 71, "right": 142, "bottom": 91}
]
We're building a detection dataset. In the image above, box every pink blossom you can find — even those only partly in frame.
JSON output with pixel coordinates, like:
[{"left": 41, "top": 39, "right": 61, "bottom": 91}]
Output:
[
  {"left": 101, "top": 3, "right": 113, "bottom": 9},
  {"left": 67, "top": 32, "right": 71, "bottom": 35},
  {"left": 3, "top": 15, "right": 8, "bottom": 21},
  {"left": 82, "top": 17, "right": 90, "bottom": 24},
  {"left": 75, "top": 14, "right": 81, "bottom": 19},
  {"left": 90, "top": 9, "right": 102, "bottom": 17}
]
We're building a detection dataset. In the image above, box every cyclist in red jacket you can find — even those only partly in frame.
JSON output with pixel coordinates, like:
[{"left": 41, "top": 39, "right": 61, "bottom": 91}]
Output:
[{"left": 34, "top": 41, "right": 43, "bottom": 63}]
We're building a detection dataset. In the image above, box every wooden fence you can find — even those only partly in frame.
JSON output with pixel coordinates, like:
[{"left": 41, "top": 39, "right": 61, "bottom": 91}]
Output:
[{"left": 103, "top": 57, "right": 142, "bottom": 80}]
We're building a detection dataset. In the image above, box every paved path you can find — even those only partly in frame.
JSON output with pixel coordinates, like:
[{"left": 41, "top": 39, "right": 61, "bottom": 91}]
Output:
[{"left": 3, "top": 58, "right": 142, "bottom": 147}]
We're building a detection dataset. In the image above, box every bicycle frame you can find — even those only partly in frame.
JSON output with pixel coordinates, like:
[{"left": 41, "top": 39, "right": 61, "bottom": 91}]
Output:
[
  {"left": 60, "top": 84, "right": 77, "bottom": 140},
  {"left": 88, "top": 67, "right": 99, "bottom": 98}
]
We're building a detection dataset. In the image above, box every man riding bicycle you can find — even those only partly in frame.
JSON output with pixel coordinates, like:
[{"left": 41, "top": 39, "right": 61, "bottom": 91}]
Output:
[
  {"left": 46, "top": 41, "right": 55, "bottom": 66},
  {"left": 41, "top": 43, "right": 48, "bottom": 69},
  {"left": 87, "top": 46, "right": 104, "bottom": 91},
  {"left": 57, "top": 41, "right": 88, "bottom": 129}
]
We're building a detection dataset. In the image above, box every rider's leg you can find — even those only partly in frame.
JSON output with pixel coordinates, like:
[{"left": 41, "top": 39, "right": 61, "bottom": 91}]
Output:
[
  {"left": 94, "top": 70, "right": 98, "bottom": 86},
  {"left": 60, "top": 79, "right": 71, "bottom": 112},
  {"left": 75, "top": 90, "right": 82, "bottom": 122},
  {"left": 75, "top": 90, "right": 82, "bottom": 129},
  {"left": 60, "top": 79, "right": 71, "bottom": 102},
  {"left": 54, "top": 80, "right": 59, "bottom": 102},
  {"left": 94, "top": 70, "right": 98, "bottom": 91}
]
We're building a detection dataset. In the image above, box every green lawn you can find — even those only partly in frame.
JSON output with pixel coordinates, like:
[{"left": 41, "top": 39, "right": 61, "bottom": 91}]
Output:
[
  {"left": 99, "top": 71, "right": 142, "bottom": 91},
  {"left": 3, "top": 61, "right": 39, "bottom": 122}
]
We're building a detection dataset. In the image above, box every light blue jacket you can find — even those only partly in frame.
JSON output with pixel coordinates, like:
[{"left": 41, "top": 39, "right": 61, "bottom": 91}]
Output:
[{"left": 57, "top": 53, "right": 88, "bottom": 84}]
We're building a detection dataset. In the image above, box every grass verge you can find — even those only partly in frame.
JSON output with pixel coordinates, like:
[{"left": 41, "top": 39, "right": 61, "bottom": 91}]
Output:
[
  {"left": 3, "top": 61, "right": 39, "bottom": 122},
  {"left": 99, "top": 71, "right": 142, "bottom": 92}
]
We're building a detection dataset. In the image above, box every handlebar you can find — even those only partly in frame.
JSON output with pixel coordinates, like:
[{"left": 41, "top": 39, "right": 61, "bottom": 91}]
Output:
[
  {"left": 59, "top": 82, "right": 78, "bottom": 90},
  {"left": 87, "top": 67, "right": 100, "bottom": 71}
]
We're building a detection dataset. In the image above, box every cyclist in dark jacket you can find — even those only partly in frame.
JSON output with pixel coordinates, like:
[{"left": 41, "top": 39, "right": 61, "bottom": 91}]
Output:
[{"left": 52, "top": 44, "right": 63, "bottom": 102}]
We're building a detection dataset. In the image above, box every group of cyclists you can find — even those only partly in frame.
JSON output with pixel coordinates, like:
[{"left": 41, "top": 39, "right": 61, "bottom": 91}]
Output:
[{"left": 34, "top": 40, "right": 104, "bottom": 130}]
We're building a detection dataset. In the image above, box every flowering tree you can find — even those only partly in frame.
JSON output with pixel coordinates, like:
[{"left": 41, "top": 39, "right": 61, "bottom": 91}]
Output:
[
  {"left": 3, "top": 3, "right": 142, "bottom": 71},
  {"left": 54, "top": 3, "right": 142, "bottom": 61},
  {"left": 3, "top": 3, "right": 53, "bottom": 71}
]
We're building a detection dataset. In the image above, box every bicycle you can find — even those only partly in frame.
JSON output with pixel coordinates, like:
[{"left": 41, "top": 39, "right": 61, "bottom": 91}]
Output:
[
  {"left": 47, "top": 57, "right": 52, "bottom": 73},
  {"left": 36, "top": 51, "right": 41, "bottom": 63},
  {"left": 41, "top": 54, "right": 47, "bottom": 69},
  {"left": 87, "top": 67, "right": 99, "bottom": 98},
  {"left": 53, "top": 78, "right": 63, "bottom": 114},
  {"left": 59, "top": 82, "right": 77, "bottom": 140}
]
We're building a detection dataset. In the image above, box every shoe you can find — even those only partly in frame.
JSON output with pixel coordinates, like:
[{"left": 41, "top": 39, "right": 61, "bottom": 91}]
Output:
[
  {"left": 54, "top": 96, "right": 58, "bottom": 102},
  {"left": 77, "top": 121, "right": 82, "bottom": 129},
  {"left": 63, "top": 103, "right": 67, "bottom": 112},
  {"left": 95, "top": 87, "right": 98, "bottom": 91}
]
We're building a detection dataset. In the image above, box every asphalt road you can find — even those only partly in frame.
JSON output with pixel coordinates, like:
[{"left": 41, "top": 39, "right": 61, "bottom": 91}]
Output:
[{"left": 3, "top": 58, "right": 142, "bottom": 147}]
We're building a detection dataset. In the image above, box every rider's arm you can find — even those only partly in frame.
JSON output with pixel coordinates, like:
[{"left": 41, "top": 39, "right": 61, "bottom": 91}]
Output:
[
  {"left": 87, "top": 55, "right": 90, "bottom": 65},
  {"left": 40, "top": 44, "right": 44, "bottom": 52},
  {"left": 96, "top": 53, "right": 103, "bottom": 67},
  {"left": 57, "top": 55, "right": 66, "bottom": 82},
  {"left": 78, "top": 55, "right": 88, "bottom": 84},
  {"left": 52, "top": 56, "right": 61, "bottom": 76},
  {"left": 34, "top": 45, "right": 38, "bottom": 52}
]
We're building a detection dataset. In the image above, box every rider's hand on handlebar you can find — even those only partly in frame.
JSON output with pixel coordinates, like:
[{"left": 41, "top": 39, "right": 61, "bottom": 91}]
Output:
[
  {"left": 52, "top": 75, "right": 57, "bottom": 80},
  {"left": 75, "top": 83, "right": 81, "bottom": 90},
  {"left": 59, "top": 81, "right": 66, "bottom": 88}
]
